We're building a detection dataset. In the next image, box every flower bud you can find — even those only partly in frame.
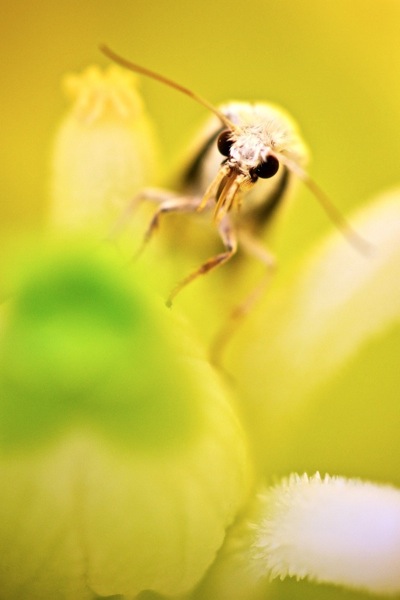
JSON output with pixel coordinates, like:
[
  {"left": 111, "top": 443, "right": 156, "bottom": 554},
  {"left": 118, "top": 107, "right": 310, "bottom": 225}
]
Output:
[{"left": 49, "top": 65, "right": 159, "bottom": 233}]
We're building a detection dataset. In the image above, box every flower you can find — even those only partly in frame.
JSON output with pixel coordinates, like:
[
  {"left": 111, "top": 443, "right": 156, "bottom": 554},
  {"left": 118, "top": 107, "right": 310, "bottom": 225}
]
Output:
[
  {"left": 49, "top": 65, "right": 159, "bottom": 233},
  {"left": 252, "top": 473, "right": 400, "bottom": 595},
  {"left": 0, "top": 243, "right": 252, "bottom": 598},
  {"left": 189, "top": 188, "right": 400, "bottom": 599}
]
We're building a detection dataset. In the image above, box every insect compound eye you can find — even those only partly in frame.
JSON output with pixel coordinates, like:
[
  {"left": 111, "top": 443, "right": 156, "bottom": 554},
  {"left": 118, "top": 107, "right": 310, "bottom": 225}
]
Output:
[
  {"left": 253, "top": 155, "right": 280, "bottom": 179},
  {"left": 217, "top": 130, "right": 234, "bottom": 157}
]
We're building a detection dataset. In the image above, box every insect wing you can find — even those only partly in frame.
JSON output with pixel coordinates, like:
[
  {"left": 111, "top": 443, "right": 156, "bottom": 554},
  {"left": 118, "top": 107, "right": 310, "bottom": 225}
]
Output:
[{"left": 178, "top": 113, "right": 225, "bottom": 195}]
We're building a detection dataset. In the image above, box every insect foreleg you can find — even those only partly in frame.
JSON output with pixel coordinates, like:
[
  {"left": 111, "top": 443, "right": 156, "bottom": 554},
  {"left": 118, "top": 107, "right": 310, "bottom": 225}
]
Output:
[
  {"left": 166, "top": 216, "right": 238, "bottom": 307},
  {"left": 210, "top": 229, "right": 276, "bottom": 365},
  {"left": 134, "top": 194, "right": 202, "bottom": 258},
  {"left": 107, "top": 188, "right": 180, "bottom": 241}
]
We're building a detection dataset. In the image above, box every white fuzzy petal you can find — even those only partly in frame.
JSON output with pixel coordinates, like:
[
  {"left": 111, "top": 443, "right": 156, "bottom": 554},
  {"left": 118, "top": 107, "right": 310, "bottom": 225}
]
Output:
[{"left": 252, "top": 473, "right": 400, "bottom": 595}]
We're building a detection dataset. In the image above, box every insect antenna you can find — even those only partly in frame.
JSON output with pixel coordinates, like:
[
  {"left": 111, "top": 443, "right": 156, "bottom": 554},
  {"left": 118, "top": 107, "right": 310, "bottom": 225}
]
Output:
[
  {"left": 100, "top": 45, "right": 237, "bottom": 131},
  {"left": 278, "top": 154, "right": 372, "bottom": 255}
]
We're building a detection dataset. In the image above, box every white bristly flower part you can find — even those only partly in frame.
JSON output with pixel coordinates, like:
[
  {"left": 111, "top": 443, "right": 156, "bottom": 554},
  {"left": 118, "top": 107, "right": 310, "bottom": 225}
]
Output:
[{"left": 251, "top": 473, "right": 400, "bottom": 595}]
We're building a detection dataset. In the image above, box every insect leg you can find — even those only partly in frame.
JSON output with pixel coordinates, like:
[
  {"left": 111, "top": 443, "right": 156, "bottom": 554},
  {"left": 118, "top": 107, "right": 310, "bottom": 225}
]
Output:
[
  {"left": 107, "top": 188, "right": 180, "bottom": 241},
  {"left": 166, "top": 215, "right": 237, "bottom": 307},
  {"left": 134, "top": 194, "right": 202, "bottom": 258},
  {"left": 210, "top": 229, "right": 276, "bottom": 365}
]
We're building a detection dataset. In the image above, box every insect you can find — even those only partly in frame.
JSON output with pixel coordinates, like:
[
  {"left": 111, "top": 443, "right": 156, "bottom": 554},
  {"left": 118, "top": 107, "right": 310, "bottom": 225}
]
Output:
[{"left": 100, "top": 45, "right": 368, "bottom": 359}]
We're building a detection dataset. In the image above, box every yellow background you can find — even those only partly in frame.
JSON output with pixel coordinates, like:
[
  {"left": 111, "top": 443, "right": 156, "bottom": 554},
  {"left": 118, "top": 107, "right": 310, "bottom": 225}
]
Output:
[{"left": 2, "top": 0, "right": 400, "bottom": 249}]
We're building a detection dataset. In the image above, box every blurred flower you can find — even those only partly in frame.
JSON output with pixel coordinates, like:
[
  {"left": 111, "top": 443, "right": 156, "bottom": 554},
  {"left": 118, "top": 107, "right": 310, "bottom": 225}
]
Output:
[
  {"left": 0, "top": 244, "right": 252, "bottom": 599},
  {"left": 191, "top": 188, "right": 400, "bottom": 599},
  {"left": 49, "top": 65, "right": 159, "bottom": 233},
  {"left": 193, "top": 471, "right": 400, "bottom": 600}
]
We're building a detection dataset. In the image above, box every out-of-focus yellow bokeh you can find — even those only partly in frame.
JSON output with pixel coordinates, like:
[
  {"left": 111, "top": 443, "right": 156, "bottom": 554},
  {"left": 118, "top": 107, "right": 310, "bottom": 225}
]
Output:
[{"left": 2, "top": 0, "right": 400, "bottom": 247}]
